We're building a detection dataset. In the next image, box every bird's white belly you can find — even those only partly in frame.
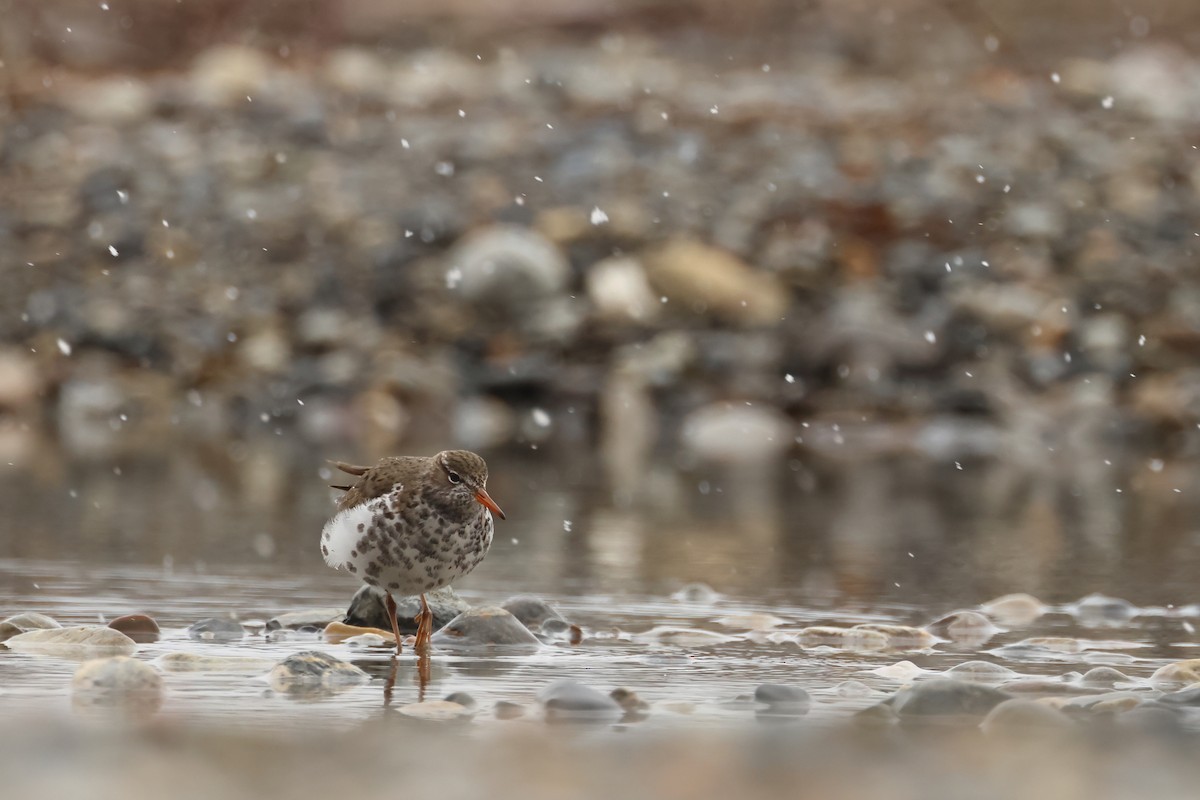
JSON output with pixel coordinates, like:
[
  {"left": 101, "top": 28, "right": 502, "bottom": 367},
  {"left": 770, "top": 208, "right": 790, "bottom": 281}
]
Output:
[{"left": 320, "top": 493, "right": 493, "bottom": 596}]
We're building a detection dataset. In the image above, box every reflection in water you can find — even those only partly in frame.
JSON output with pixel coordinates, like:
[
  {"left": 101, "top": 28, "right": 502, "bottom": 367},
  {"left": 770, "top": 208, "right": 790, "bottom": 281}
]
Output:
[{"left": 3, "top": 435, "right": 1200, "bottom": 610}]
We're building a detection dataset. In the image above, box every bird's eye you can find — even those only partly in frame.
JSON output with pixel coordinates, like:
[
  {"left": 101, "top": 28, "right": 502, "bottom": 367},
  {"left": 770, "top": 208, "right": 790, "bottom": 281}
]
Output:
[{"left": 447, "top": 471, "right": 461, "bottom": 484}]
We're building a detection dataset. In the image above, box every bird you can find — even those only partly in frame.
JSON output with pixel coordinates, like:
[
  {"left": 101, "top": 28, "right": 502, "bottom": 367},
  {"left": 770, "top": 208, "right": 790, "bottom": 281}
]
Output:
[{"left": 320, "top": 450, "right": 505, "bottom": 652}]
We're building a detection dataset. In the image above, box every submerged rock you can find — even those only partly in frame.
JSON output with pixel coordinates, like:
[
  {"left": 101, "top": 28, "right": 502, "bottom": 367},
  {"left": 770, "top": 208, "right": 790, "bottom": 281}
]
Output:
[
  {"left": 72, "top": 656, "right": 163, "bottom": 715},
  {"left": 1071, "top": 593, "right": 1140, "bottom": 626},
  {"left": 671, "top": 583, "right": 721, "bottom": 604},
  {"left": 396, "top": 700, "right": 473, "bottom": 723},
  {"left": 269, "top": 651, "right": 369, "bottom": 695},
  {"left": 5, "top": 626, "right": 136, "bottom": 658},
  {"left": 500, "top": 595, "right": 566, "bottom": 630},
  {"left": 494, "top": 700, "right": 526, "bottom": 720},
  {"left": 1150, "top": 659, "right": 1200, "bottom": 689},
  {"left": 430, "top": 607, "right": 541, "bottom": 648},
  {"left": 754, "top": 683, "right": 810, "bottom": 720},
  {"left": 870, "top": 679, "right": 1013, "bottom": 722},
  {"left": 266, "top": 608, "right": 344, "bottom": 632},
  {"left": 0, "top": 612, "right": 61, "bottom": 642},
  {"left": 980, "top": 593, "right": 1046, "bottom": 626},
  {"left": 798, "top": 626, "right": 889, "bottom": 651},
  {"left": 852, "top": 624, "right": 936, "bottom": 649},
  {"left": 981, "top": 699, "right": 1074, "bottom": 736},
  {"left": 344, "top": 585, "right": 469, "bottom": 633},
  {"left": 107, "top": 614, "right": 160, "bottom": 644},
  {"left": 1078, "top": 667, "right": 1130, "bottom": 689},
  {"left": 943, "top": 661, "right": 1018, "bottom": 683},
  {"left": 632, "top": 626, "right": 734, "bottom": 647},
  {"left": 925, "top": 611, "right": 999, "bottom": 644},
  {"left": 155, "top": 652, "right": 274, "bottom": 672},
  {"left": 540, "top": 680, "right": 623, "bottom": 724},
  {"left": 187, "top": 618, "right": 245, "bottom": 642}
]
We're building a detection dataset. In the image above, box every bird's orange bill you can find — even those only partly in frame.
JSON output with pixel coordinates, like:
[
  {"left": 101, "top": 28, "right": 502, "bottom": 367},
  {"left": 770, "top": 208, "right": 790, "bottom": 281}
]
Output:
[{"left": 474, "top": 490, "right": 506, "bottom": 520}]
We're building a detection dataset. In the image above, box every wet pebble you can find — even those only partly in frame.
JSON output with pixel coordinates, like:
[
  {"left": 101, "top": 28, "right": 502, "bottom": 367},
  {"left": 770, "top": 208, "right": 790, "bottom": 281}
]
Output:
[
  {"left": 107, "top": 614, "right": 160, "bottom": 644},
  {"left": 269, "top": 651, "right": 369, "bottom": 695},
  {"left": 430, "top": 606, "right": 541, "bottom": 648},
  {"left": 266, "top": 608, "right": 344, "bottom": 632},
  {"left": 0, "top": 612, "right": 61, "bottom": 642},
  {"left": 873, "top": 679, "right": 1013, "bottom": 722},
  {"left": 5, "top": 626, "right": 136, "bottom": 659},
  {"left": 835, "top": 680, "right": 875, "bottom": 698},
  {"left": 494, "top": 701, "right": 525, "bottom": 720},
  {"left": 72, "top": 656, "right": 163, "bottom": 715},
  {"left": 681, "top": 403, "right": 793, "bottom": 464},
  {"left": 323, "top": 621, "right": 395, "bottom": 644},
  {"left": 852, "top": 624, "right": 936, "bottom": 649},
  {"left": 754, "top": 683, "right": 810, "bottom": 719},
  {"left": 447, "top": 225, "right": 569, "bottom": 310},
  {"left": 187, "top": 617, "right": 245, "bottom": 642},
  {"left": 714, "top": 613, "right": 786, "bottom": 631},
  {"left": 980, "top": 593, "right": 1046, "bottom": 626},
  {"left": 1079, "top": 667, "right": 1130, "bottom": 689},
  {"left": 980, "top": 699, "right": 1074, "bottom": 736},
  {"left": 943, "top": 661, "right": 1018, "bottom": 684},
  {"left": 540, "top": 680, "right": 623, "bottom": 724},
  {"left": 1153, "top": 685, "right": 1200, "bottom": 707},
  {"left": 155, "top": 652, "right": 274, "bottom": 672},
  {"left": 1070, "top": 593, "right": 1140, "bottom": 626},
  {"left": 871, "top": 661, "right": 928, "bottom": 682},
  {"left": 610, "top": 687, "right": 649, "bottom": 713},
  {"left": 499, "top": 595, "right": 566, "bottom": 630},
  {"left": 539, "top": 618, "right": 584, "bottom": 644},
  {"left": 397, "top": 700, "right": 473, "bottom": 723},
  {"left": 925, "top": 611, "right": 999, "bottom": 644},
  {"left": 671, "top": 583, "right": 721, "bottom": 604},
  {"left": 1150, "top": 659, "right": 1200, "bottom": 689},
  {"left": 798, "top": 626, "right": 888, "bottom": 651},
  {"left": 633, "top": 626, "right": 734, "bottom": 647},
  {"left": 443, "top": 692, "right": 476, "bottom": 709}
]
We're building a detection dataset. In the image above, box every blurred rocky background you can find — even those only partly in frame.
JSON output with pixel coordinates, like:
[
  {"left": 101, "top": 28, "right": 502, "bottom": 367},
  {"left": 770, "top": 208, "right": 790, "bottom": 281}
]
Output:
[{"left": 5, "top": 0, "right": 1200, "bottom": 597}]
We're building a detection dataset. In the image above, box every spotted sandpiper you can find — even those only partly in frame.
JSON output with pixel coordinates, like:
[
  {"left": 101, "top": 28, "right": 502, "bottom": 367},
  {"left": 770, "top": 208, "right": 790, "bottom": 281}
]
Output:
[{"left": 320, "top": 450, "right": 505, "bottom": 651}]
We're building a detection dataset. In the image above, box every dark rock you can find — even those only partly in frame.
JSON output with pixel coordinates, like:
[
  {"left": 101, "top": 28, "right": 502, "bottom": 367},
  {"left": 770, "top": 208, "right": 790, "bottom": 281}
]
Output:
[
  {"left": 878, "top": 679, "right": 1013, "bottom": 721},
  {"left": 539, "top": 618, "right": 583, "bottom": 644},
  {"left": 187, "top": 618, "right": 244, "bottom": 642},
  {"left": 107, "top": 614, "right": 160, "bottom": 644},
  {"left": 344, "top": 585, "right": 469, "bottom": 633},
  {"left": 269, "top": 651, "right": 369, "bottom": 696},
  {"left": 754, "top": 683, "right": 811, "bottom": 720},
  {"left": 266, "top": 608, "right": 343, "bottom": 632},
  {"left": 540, "top": 680, "right": 623, "bottom": 723},
  {"left": 495, "top": 701, "right": 526, "bottom": 720},
  {"left": 430, "top": 607, "right": 541, "bottom": 648},
  {"left": 444, "top": 691, "right": 476, "bottom": 708},
  {"left": 500, "top": 595, "right": 566, "bottom": 630},
  {"left": 754, "top": 683, "right": 810, "bottom": 707},
  {"left": 610, "top": 687, "right": 649, "bottom": 712}
]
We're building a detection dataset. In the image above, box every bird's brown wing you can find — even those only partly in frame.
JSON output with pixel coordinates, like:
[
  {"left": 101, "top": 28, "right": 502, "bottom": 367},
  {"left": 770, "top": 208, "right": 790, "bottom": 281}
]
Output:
[{"left": 330, "top": 456, "right": 425, "bottom": 512}]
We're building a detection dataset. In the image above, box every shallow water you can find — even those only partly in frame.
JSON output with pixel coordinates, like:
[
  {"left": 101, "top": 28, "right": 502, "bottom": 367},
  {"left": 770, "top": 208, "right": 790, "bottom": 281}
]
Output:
[{"left": 3, "top": 445, "right": 1200, "bottom": 731}]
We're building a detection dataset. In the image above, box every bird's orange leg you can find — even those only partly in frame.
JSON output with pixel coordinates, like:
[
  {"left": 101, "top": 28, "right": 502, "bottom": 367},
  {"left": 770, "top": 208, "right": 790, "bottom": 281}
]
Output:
[
  {"left": 414, "top": 593, "right": 434, "bottom": 650},
  {"left": 385, "top": 592, "right": 403, "bottom": 655}
]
